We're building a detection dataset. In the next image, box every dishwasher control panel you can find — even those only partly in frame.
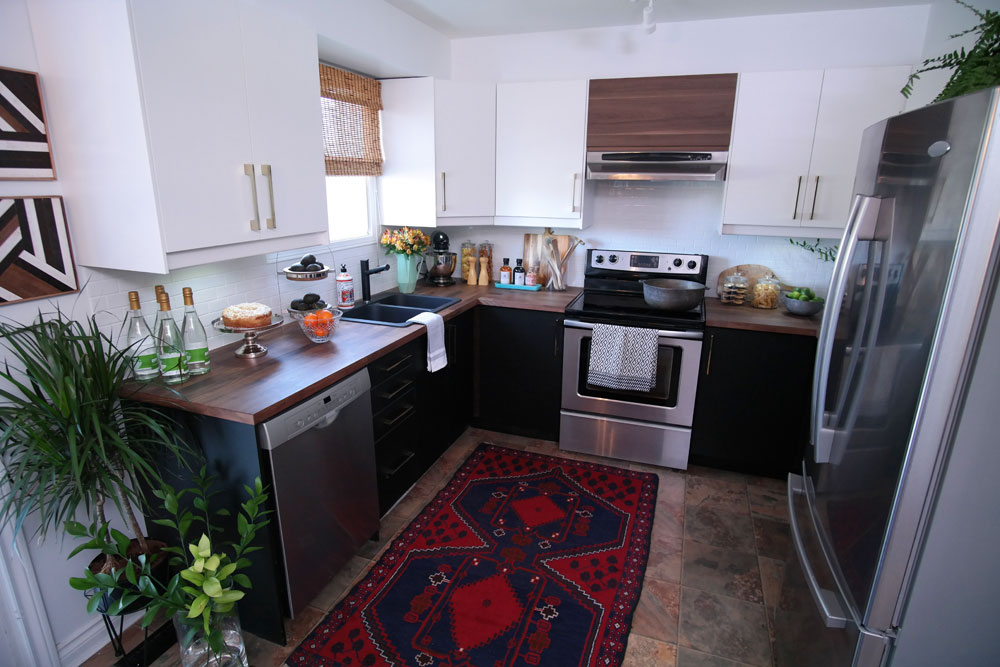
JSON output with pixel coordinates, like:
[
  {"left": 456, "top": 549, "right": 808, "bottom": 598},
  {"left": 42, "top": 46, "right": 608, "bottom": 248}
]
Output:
[{"left": 258, "top": 368, "right": 372, "bottom": 450}]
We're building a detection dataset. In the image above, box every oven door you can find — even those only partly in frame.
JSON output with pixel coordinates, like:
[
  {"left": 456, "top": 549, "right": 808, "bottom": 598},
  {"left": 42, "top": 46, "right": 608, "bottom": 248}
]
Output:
[{"left": 561, "top": 319, "right": 702, "bottom": 427}]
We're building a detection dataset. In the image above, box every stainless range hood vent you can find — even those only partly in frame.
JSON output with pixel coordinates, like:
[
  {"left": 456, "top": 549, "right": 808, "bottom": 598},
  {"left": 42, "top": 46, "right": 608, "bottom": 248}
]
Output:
[{"left": 586, "top": 151, "right": 728, "bottom": 182}]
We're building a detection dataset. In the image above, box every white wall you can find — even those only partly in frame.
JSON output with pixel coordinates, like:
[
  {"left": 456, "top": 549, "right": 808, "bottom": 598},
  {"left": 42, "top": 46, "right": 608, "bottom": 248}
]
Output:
[{"left": 443, "top": 5, "right": 934, "bottom": 294}]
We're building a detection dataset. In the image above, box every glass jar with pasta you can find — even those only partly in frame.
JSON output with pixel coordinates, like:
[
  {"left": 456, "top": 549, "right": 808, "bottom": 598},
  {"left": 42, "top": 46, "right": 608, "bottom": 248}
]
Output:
[{"left": 752, "top": 274, "right": 781, "bottom": 309}]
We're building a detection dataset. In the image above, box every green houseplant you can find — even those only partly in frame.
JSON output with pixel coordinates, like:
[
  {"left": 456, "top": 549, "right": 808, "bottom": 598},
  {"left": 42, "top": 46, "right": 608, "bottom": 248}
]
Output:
[
  {"left": 69, "top": 468, "right": 270, "bottom": 667},
  {"left": 0, "top": 309, "right": 190, "bottom": 576},
  {"left": 902, "top": 0, "right": 1000, "bottom": 101}
]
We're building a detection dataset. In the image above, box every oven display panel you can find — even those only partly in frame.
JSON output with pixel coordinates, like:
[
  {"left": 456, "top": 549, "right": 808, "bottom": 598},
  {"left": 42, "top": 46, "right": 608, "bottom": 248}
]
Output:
[{"left": 630, "top": 254, "right": 659, "bottom": 269}]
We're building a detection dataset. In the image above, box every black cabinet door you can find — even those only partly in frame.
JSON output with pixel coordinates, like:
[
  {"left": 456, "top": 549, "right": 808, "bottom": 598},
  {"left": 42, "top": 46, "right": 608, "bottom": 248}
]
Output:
[
  {"left": 421, "top": 310, "right": 474, "bottom": 463},
  {"left": 690, "top": 326, "right": 816, "bottom": 478},
  {"left": 474, "top": 307, "right": 563, "bottom": 441}
]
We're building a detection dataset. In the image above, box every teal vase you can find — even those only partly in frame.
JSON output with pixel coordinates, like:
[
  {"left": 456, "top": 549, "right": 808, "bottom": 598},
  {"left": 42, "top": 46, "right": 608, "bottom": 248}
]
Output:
[{"left": 396, "top": 254, "right": 418, "bottom": 294}]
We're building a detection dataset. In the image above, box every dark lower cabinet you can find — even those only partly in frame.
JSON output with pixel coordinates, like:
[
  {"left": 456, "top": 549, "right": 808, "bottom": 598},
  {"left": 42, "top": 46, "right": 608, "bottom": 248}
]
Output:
[
  {"left": 474, "top": 306, "right": 563, "bottom": 441},
  {"left": 690, "top": 326, "right": 816, "bottom": 478}
]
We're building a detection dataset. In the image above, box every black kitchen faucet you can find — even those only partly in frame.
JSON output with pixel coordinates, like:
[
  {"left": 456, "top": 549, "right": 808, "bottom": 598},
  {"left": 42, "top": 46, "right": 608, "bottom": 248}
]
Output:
[{"left": 360, "top": 259, "right": 390, "bottom": 303}]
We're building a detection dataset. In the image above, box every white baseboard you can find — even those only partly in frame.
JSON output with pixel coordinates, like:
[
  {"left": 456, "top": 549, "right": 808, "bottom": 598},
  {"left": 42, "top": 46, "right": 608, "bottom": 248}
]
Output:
[{"left": 58, "top": 611, "right": 142, "bottom": 667}]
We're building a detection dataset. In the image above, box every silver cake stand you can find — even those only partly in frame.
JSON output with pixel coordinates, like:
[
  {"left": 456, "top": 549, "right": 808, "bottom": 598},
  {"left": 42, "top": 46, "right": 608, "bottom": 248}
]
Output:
[{"left": 212, "top": 314, "right": 284, "bottom": 358}]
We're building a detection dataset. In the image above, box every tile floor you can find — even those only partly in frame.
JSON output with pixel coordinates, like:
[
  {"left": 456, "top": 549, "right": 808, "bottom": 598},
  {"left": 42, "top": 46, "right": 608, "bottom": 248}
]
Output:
[{"left": 84, "top": 427, "right": 792, "bottom": 667}]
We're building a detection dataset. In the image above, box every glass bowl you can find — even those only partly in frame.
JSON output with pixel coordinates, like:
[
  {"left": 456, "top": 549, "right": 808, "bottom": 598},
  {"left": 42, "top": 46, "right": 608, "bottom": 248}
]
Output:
[{"left": 287, "top": 306, "right": 342, "bottom": 343}]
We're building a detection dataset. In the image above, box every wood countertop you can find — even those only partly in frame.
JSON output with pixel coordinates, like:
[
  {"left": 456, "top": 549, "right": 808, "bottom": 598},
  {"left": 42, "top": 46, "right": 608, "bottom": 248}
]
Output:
[
  {"left": 705, "top": 297, "right": 820, "bottom": 337},
  {"left": 125, "top": 283, "right": 580, "bottom": 425}
]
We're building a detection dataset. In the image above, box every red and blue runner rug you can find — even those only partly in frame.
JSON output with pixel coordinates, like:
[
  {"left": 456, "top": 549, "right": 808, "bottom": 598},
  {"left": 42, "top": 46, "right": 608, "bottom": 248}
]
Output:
[{"left": 288, "top": 443, "right": 659, "bottom": 667}]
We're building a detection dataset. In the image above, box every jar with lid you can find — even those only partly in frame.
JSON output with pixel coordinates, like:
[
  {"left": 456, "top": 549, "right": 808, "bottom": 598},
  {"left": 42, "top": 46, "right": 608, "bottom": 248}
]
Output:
[
  {"left": 477, "top": 241, "right": 494, "bottom": 283},
  {"left": 461, "top": 241, "right": 477, "bottom": 283},
  {"left": 752, "top": 274, "right": 781, "bottom": 309},
  {"left": 719, "top": 272, "right": 749, "bottom": 305}
]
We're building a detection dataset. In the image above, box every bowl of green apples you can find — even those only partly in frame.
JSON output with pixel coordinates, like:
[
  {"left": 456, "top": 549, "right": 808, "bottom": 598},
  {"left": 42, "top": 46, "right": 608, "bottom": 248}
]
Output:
[{"left": 783, "top": 287, "right": 824, "bottom": 316}]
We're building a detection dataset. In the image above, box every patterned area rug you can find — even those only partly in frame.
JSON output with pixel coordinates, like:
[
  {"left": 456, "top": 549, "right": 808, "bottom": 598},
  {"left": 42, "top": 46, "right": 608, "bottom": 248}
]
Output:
[{"left": 287, "top": 444, "right": 659, "bottom": 667}]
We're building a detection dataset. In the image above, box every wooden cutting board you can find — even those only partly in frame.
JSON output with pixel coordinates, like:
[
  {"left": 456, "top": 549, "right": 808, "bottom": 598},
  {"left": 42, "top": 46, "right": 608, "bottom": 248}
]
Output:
[{"left": 715, "top": 264, "right": 793, "bottom": 294}]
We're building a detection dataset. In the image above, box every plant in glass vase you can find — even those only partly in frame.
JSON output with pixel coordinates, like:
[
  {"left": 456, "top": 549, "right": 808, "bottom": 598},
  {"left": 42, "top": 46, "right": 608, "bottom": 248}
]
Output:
[
  {"left": 68, "top": 468, "right": 271, "bottom": 667},
  {"left": 381, "top": 226, "right": 431, "bottom": 293}
]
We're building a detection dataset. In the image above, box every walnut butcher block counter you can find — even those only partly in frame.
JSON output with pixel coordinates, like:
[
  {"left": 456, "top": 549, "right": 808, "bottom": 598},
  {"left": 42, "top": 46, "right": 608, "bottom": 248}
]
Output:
[
  {"left": 125, "top": 284, "right": 581, "bottom": 425},
  {"left": 705, "top": 297, "right": 820, "bottom": 336}
]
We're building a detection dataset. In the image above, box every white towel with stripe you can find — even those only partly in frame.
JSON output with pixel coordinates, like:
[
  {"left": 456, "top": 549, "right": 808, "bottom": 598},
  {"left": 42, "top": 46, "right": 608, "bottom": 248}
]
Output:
[
  {"left": 586, "top": 323, "right": 658, "bottom": 392},
  {"left": 408, "top": 311, "right": 448, "bottom": 372}
]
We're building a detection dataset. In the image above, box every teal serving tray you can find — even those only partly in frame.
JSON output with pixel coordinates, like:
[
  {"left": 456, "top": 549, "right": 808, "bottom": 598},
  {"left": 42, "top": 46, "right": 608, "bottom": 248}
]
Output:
[{"left": 493, "top": 282, "right": 542, "bottom": 291}]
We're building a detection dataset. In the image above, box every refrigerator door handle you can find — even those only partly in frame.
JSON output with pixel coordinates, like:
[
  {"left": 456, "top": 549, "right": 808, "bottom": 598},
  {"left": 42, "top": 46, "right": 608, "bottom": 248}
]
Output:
[
  {"left": 811, "top": 194, "right": 884, "bottom": 463},
  {"left": 788, "top": 473, "right": 850, "bottom": 629}
]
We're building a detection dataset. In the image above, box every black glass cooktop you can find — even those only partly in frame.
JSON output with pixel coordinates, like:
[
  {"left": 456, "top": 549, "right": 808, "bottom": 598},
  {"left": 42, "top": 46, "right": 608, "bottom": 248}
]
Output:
[{"left": 564, "top": 290, "right": 705, "bottom": 330}]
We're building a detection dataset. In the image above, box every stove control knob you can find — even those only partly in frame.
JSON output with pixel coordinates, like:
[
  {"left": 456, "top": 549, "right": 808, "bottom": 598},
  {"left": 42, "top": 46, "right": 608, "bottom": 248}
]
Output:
[
  {"left": 687, "top": 260, "right": 697, "bottom": 269},
  {"left": 595, "top": 254, "right": 605, "bottom": 264},
  {"left": 673, "top": 258, "right": 683, "bottom": 267},
  {"left": 608, "top": 254, "right": 619, "bottom": 264}
]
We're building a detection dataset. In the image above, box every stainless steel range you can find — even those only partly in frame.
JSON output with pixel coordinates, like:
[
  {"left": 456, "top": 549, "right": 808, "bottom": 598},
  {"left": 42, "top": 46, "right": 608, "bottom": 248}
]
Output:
[{"left": 560, "top": 248, "right": 708, "bottom": 469}]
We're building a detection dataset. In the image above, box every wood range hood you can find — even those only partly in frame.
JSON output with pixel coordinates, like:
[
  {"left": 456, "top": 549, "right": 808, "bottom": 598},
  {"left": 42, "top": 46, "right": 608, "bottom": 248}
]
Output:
[{"left": 586, "top": 73, "right": 738, "bottom": 181}]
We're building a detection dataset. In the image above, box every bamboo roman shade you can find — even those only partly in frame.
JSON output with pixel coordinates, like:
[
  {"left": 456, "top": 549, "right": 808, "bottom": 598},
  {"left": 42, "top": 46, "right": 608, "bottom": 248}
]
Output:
[{"left": 319, "top": 63, "right": 383, "bottom": 176}]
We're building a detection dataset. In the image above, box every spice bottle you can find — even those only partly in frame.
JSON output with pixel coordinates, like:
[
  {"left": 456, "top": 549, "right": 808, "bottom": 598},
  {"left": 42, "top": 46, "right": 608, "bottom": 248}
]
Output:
[
  {"left": 513, "top": 258, "right": 526, "bottom": 285},
  {"left": 525, "top": 265, "right": 538, "bottom": 287},
  {"left": 499, "top": 258, "right": 513, "bottom": 285},
  {"left": 752, "top": 274, "right": 781, "bottom": 309}
]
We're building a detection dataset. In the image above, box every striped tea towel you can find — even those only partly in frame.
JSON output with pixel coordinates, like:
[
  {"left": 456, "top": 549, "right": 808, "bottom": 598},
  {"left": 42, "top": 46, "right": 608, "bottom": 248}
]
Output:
[{"left": 587, "top": 323, "right": 658, "bottom": 392}]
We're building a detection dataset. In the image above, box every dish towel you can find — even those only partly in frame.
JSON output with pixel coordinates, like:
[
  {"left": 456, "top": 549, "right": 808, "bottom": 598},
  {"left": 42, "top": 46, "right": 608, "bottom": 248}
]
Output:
[
  {"left": 587, "top": 323, "right": 659, "bottom": 392},
  {"left": 408, "top": 311, "right": 448, "bottom": 372}
]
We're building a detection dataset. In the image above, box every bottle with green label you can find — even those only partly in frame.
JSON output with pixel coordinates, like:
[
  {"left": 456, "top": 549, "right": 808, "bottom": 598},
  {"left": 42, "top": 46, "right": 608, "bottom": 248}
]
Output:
[
  {"left": 125, "top": 290, "right": 159, "bottom": 381},
  {"left": 181, "top": 287, "right": 210, "bottom": 375},
  {"left": 156, "top": 292, "right": 188, "bottom": 385}
]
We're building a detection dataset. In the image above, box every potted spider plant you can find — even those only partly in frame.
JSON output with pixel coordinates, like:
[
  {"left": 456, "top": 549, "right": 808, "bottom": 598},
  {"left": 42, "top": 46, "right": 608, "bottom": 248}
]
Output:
[{"left": 0, "top": 308, "right": 191, "bottom": 598}]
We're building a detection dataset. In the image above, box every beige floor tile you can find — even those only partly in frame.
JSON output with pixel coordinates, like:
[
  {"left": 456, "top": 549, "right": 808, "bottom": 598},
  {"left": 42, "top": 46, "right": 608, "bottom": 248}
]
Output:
[
  {"left": 623, "top": 634, "right": 679, "bottom": 666},
  {"left": 632, "top": 579, "right": 681, "bottom": 643},
  {"left": 646, "top": 534, "right": 684, "bottom": 584},
  {"left": 686, "top": 476, "right": 750, "bottom": 515}
]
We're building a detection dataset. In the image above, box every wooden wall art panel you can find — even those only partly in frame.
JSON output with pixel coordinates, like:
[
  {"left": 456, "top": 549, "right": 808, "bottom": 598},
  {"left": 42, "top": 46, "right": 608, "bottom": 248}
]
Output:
[
  {"left": 0, "top": 196, "right": 78, "bottom": 304},
  {"left": 0, "top": 66, "right": 55, "bottom": 180}
]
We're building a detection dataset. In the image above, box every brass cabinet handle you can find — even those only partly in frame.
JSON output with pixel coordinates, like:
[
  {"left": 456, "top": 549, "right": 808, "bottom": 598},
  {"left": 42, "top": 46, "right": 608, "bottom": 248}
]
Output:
[
  {"left": 441, "top": 171, "right": 447, "bottom": 212},
  {"left": 261, "top": 163, "right": 276, "bottom": 229},
  {"left": 792, "top": 175, "right": 803, "bottom": 220},
  {"left": 377, "top": 378, "right": 413, "bottom": 402},
  {"left": 381, "top": 403, "right": 414, "bottom": 429},
  {"left": 378, "top": 354, "right": 412, "bottom": 374},
  {"left": 571, "top": 173, "right": 579, "bottom": 213},
  {"left": 244, "top": 163, "right": 261, "bottom": 231},
  {"left": 809, "top": 175, "right": 820, "bottom": 220}
]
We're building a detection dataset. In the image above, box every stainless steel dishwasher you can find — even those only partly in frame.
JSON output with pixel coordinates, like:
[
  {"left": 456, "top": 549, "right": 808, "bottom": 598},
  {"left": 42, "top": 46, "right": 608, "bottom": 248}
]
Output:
[{"left": 257, "top": 368, "right": 379, "bottom": 616}]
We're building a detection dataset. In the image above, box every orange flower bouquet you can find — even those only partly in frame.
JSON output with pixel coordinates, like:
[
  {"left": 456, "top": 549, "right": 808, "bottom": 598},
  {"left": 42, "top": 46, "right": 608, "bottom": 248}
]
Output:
[{"left": 380, "top": 227, "right": 430, "bottom": 293}]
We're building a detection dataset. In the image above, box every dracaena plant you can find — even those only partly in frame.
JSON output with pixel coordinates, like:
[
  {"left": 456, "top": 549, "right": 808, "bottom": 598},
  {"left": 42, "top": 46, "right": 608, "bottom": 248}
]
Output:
[
  {"left": 68, "top": 468, "right": 270, "bottom": 654},
  {"left": 0, "top": 309, "right": 189, "bottom": 565}
]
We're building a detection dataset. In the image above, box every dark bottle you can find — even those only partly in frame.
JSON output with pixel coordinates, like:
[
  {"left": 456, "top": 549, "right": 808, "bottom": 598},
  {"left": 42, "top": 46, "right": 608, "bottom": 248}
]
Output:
[{"left": 513, "top": 258, "right": 526, "bottom": 286}]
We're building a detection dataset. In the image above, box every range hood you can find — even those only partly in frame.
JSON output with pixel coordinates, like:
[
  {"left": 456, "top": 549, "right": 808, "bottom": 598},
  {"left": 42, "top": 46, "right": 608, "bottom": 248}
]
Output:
[{"left": 586, "top": 151, "right": 728, "bottom": 181}]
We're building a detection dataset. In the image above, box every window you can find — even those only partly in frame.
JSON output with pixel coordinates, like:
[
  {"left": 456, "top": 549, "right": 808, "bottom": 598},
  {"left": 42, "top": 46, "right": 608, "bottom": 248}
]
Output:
[{"left": 318, "top": 63, "right": 383, "bottom": 245}]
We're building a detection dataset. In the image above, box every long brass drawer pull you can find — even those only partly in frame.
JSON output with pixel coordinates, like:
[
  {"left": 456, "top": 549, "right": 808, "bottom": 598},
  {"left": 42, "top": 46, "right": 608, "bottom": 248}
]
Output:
[
  {"left": 381, "top": 403, "right": 414, "bottom": 429},
  {"left": 378, "top": 379, "right": 413, "bottom": 402},
  {"left": 244, "top": 163, "right": 260, "bottom": 231},
  {"left": 261, "top": 163, "right": 276, "bottom": 229},
  {"left": 441, "top": 171, "right": 447, "bottom": 212},
  {"left": 571, "top": 173, "right": 579, "bottom": 212},
  {"left": 382, "top": 450, "right": 416, "bottom": 478},
  {"left": 378, "top": 354, "right": 412, "bottom": 374}
]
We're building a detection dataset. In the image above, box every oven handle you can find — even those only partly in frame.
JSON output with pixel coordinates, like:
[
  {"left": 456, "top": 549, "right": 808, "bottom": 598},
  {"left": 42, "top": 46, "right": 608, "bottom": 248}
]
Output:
[{"left": 563, "top": 319, "right": 703, "bottom": 341}]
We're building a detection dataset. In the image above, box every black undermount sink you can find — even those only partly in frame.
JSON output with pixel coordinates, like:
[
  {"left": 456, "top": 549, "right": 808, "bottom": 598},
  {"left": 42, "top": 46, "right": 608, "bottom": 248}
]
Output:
[{"left": 341, "top": 294, "right": 460, "bottom": 327}]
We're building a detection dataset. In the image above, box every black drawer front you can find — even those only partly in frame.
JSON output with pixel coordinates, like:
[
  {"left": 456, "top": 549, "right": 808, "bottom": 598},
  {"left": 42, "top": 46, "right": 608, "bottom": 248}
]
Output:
[
  {"left": 373, "top": 388, "right": 418, "bottom": 442},
  {"left": 374, "top": 414, "right": 424, "bottom": 516},
  {"left": 371, "top": 370, "right": 420, "bottom": 415},
  {"left": 369, "top": 342, "right": 421, "bottom": 388}
]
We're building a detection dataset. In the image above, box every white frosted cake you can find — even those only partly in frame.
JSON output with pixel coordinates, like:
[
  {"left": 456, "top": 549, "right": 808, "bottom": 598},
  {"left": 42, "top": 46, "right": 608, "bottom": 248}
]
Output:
[{"left": 221, "top": 302, "right": 272, "bottom": 328}]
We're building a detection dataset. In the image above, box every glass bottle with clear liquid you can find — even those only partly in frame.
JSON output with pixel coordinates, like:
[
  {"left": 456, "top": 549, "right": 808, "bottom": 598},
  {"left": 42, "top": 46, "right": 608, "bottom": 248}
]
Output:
[
  {"left": 125, "top": 290, "right": 159, "bottom": 380},
  {"left": 156, "top": 293, "right": 188, "bottom": 384},
  {"left": 181, "top": 287, "right": 210, "bottom": 375}
]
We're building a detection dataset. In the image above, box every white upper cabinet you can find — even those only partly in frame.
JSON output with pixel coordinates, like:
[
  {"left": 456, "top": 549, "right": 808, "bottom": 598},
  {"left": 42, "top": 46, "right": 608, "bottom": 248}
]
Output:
[
  {"left": 27, "top": 0, "right": 328, "bottom": 273},
  {"left": 722, "top": 66, "right": 910, "bottom": 238},
  {"left": 495, "top": 80, "right": 589, "bottom": 228},
  {"left": 381, "top": 78, "right": 496, "bottom": 228}
]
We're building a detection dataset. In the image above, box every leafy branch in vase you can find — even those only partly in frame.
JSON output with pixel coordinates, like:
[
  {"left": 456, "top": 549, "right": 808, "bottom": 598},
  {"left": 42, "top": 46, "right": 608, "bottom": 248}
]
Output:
[{"left": 789, "top": 238, "right": 839, "bottom": 262}]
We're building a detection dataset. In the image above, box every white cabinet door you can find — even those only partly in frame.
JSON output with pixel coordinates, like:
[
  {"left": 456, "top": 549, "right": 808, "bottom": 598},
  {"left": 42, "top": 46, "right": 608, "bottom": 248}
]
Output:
[
  {"left": 495, "top": 80, "right": 588, "bottom": 222},
  {"left": 435, "top": 80, "right": 495, "bottom": 221},
  {"left": 380, "top": 77, "right": 438, "bottom": 229},
  {"left": 130, "top": 0, "right": 256, "bottom": 254},
  {"left": 240, "top": 1, "right": 328, "bottom": 242},
  {"left": 801, "top": 66, "right": 910, "bottom": 230},
  {"left": 722, "top": 70, "right": 823, "bottom": 232}
]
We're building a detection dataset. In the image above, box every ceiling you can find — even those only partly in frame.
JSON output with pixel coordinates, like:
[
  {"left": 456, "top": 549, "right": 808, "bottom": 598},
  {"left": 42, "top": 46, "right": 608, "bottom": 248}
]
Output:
[{"left": 383, "top": 0, "right": 928, "bottom": 38}]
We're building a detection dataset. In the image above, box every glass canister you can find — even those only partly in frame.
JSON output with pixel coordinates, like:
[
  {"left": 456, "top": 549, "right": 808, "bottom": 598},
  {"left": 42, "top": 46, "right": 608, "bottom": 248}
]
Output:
[
  {"left": 461, "top": 241, "right": 477, "bottom": 282},
  {"left": 719, "top": 272, "right": 749, "bottom": 305},
  {"left": 752, "top": 274, "right": 781, "bottom": 309},
  {"left": 477, "top": 241, "right": 494, "bottom": 282}
]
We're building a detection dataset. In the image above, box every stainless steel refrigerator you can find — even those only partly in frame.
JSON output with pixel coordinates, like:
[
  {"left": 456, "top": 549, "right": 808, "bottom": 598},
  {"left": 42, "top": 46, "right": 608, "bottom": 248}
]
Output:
[{"left": 776, "top": 87, "right": 1000, "bottom": 666}]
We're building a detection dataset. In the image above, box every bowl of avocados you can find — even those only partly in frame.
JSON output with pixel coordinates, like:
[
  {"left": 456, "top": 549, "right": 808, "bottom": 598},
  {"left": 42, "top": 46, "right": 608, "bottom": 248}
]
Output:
[
  {"left": 284, "top": 253, "right": 329, "bottom": 280},
  {"left": 783, "top": 287, "right": 824, "bottom": 316}
]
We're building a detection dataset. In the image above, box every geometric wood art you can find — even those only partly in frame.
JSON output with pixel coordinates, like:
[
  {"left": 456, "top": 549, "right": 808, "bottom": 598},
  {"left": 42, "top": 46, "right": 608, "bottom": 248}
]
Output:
[
  {"left": 0, "top": 66, "right": 55, "bottom": 180},
  {"left": 0, "top": 196, "right": 78, "bottom": 304}
]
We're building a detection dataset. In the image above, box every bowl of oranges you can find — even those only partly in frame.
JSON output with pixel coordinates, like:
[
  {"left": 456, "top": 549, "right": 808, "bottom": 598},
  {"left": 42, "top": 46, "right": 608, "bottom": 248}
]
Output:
[{"left": 287, "top": 305, "right": 342, "bottom": 343}]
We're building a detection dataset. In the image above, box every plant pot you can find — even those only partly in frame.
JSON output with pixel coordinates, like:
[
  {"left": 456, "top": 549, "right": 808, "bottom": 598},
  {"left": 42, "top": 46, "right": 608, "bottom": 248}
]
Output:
[
  {"left": 90, "top": 537, "right": 168, "bottom": 616},
  {"left": 173, "top": 606, "right": 248, "bottom": 667},
  {"left": 396, "top": 253, "right": 419, "bottom": 293}
]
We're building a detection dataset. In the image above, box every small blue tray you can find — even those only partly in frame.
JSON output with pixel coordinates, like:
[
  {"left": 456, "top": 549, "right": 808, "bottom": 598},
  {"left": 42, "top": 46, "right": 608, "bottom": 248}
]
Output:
[{"left": 494, "top": 282, "right": 542, "bottom": 291}]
